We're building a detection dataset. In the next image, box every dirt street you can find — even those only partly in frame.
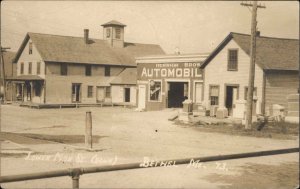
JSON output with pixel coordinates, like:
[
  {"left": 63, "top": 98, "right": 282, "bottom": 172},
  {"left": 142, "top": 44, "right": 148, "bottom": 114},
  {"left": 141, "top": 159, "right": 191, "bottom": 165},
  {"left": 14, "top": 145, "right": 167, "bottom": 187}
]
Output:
[{"left": 0, "top": 105, "right": 299, "bottom": 188}]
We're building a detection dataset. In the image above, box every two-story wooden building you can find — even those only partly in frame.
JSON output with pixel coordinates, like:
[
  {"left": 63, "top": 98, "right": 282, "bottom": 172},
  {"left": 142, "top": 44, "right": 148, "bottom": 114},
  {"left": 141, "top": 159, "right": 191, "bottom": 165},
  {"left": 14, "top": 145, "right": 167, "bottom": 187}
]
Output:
[
  {"left": 11, "top": 20, "right": 164, "bottom": 106},
  {"left": 200, "top": 32, "right": 299, "bottom": 118}
]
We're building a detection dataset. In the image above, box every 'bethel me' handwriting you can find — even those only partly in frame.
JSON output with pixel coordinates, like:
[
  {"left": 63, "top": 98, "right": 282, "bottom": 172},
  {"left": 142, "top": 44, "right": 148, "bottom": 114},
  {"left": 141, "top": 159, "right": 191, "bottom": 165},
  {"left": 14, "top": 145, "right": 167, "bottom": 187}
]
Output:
[
  {"left": 140, "top": 157, "right": 229, "bottom": 171},
  {"left": 24, "top": 153, "right": 228, "bottom": 171}
]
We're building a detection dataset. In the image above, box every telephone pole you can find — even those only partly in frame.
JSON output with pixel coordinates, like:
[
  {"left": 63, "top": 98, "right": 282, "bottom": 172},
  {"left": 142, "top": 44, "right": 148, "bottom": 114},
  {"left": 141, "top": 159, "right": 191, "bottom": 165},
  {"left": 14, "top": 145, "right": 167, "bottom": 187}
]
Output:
[
  {"left": 241, "top": 1, "right": 266, "bottom": 129},
  {"left": 0, "top": 5, "right": 11, "bottom": 103},
  {"left": 0, "top": 47, "right": 11, "bottom": 103}
]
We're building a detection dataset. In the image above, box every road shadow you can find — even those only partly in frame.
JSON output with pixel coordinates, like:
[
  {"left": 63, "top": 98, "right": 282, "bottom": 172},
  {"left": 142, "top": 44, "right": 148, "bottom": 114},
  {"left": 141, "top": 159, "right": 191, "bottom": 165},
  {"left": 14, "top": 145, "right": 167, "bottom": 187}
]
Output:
[{"left": 0, "top": 132, "right": 107, "bottom": 144}]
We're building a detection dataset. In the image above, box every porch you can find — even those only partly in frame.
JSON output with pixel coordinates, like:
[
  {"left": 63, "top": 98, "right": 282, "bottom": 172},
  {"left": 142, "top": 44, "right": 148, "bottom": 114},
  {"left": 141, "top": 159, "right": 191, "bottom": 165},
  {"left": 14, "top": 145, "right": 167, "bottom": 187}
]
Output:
[{"left": 5, "top": 75, "right": 45, "bottom": 103}]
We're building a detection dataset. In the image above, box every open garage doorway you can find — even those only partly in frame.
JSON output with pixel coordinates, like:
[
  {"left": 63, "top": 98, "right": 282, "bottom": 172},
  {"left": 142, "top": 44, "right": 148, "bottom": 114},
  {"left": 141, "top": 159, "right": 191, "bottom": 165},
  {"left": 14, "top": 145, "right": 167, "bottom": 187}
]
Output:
[{"left": 167, "top": 82, "right": 188, "bottom": 108}]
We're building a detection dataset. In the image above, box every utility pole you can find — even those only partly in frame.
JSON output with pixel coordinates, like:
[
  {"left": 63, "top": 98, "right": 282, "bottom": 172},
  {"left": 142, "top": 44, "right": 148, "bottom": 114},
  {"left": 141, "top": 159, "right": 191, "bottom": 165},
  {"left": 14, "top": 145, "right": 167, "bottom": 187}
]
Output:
[
  {"left": 241, "top": 1, "right": 266, "bottom": 129},
  {"left": 0, "top": 47, "right": 11, "bottom": 103},
  {"left": 0, "top": 4, "right": 11, "bottom": 103}
]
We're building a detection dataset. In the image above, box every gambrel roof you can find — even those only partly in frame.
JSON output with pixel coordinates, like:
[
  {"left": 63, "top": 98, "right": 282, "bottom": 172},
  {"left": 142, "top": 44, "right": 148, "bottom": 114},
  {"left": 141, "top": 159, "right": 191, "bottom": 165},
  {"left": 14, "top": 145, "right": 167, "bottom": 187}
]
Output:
[{"left": 201, "top": 32, "right": 299, "bottom": 71}]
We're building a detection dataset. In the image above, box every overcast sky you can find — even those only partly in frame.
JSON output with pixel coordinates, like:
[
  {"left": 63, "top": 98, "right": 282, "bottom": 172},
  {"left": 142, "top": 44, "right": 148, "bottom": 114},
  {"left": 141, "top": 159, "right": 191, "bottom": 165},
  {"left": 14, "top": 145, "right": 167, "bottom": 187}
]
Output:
[{"left": 1, "top": 1, "right": 299, "bottom": 54}]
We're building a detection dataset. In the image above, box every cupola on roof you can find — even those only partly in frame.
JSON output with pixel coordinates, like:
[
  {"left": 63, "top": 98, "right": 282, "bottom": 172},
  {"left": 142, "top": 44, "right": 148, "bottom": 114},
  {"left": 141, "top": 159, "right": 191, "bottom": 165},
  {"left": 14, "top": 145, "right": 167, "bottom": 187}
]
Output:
[{"left": 101, "top": 20, "right": 126, "bottom": 27}]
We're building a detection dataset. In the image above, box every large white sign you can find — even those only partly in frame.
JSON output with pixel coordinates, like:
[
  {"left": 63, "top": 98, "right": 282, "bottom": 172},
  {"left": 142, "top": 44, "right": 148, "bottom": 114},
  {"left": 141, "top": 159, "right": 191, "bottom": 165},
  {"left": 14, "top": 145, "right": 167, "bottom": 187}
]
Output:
[{"left": 140, "top": 63, "right": 202, "bottom": 78}]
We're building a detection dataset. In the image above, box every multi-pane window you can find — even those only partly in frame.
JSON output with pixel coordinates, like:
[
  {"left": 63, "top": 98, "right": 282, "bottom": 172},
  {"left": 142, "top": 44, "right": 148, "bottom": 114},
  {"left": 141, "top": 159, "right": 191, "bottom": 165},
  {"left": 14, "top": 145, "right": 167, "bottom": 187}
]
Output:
[
  {"left": 244, "top": 87, "right": 257, "bottom": 100},
  {"left": 228, "top": 49, "right": 238, "bottom": 71},
  {"left": 29, "top": 42, "right": 33, "bottom": 54},
  {"left": 115, "top": 28, "right": 121, "bottom": 39},
  {"left": 61, "top": 64, "right": 68, "bottom": 75},
  {"left": 20, "top": 62, "right": 24, "bottom": 74},
  {"left": 28, "top": 62, "right": 32, "bottom": 74},
  {"left": 105, "top": 66, "right": 110, "bottom": 76},
  {"left": 37, "top": 62, "right": 41, "bottom": 75},
  {"left": 105, "top": 86, "right": 111, "bottom": 98},
  {"left": 87, "top": 86, "right": 93, "bottom": 98},
  {"left": 106, "top": 28, "right": 111, "bottom": 38},
  {"left": 209, "top": 85, "right": 219, "bottom": 105},
  {"left": 85, "top": 65, "right": 92, "bottom": 76}
]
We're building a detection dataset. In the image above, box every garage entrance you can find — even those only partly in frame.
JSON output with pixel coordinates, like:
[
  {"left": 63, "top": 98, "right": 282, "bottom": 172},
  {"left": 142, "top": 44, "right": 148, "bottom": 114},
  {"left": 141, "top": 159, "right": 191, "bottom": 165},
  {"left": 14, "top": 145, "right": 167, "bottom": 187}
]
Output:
[{"left": 167, "top": 82, "right": 188, "bottom": 108}]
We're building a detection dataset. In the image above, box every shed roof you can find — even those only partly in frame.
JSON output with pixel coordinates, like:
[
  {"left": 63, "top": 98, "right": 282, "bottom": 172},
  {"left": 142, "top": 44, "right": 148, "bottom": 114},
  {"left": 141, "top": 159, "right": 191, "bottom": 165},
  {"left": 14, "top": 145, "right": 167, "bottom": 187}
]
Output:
[
  {"left": 110, "top": 68, "right": 137, "bottom": 85},
  {"left": 201, "top": 32, "right": 299, "bottom": 71},
  {"left": 7, "top": 75, "right": 44, "bottom": 81},
  {"left": 14, "top": 32, "right": 165, "bottom": 66}
]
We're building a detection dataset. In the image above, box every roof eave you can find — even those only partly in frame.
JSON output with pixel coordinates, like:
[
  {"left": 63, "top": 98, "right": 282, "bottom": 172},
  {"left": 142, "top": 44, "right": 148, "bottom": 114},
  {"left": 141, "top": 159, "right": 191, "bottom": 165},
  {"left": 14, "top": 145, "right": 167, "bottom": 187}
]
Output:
[
  {"left": 263, "top": 68, "right": 299, "bottom": 72},
  {"left": 13, "top": 33, "right": 30, "bottom": 63},
  {"left": 101, "top": 24, "right": 127, "bottom": 27},
  {"left": 200, "top": 33, "right": 234, "bottom": 69},
  {"left": 44, "top": 60, "right": 136, "bottom": 67}
]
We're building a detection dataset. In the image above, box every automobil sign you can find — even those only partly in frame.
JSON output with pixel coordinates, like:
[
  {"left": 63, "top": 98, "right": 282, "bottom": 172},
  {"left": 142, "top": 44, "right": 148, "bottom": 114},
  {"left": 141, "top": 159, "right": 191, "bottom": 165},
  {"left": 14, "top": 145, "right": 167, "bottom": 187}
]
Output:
[{"left": 138, "top": 62, "right": 203, "bottom": 79}]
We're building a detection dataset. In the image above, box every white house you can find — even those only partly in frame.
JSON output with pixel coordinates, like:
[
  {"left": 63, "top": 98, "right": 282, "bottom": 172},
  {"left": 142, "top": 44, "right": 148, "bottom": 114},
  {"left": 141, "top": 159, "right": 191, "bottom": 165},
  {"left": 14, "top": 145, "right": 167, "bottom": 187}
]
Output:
[{"left": 201, "top": 32, "right": 299, "bottom": 118}]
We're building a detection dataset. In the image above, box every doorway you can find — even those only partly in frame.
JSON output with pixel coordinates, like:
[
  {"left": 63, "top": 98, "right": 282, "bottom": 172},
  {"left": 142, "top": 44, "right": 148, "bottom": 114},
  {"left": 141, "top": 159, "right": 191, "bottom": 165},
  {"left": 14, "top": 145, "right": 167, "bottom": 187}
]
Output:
[
  {"left": 16, "top": 83, "right": 24, "bottom": 101},
  {"left": 72, "top": 83, "right": 81, "bottom": 102},
  {"left": 225, "top": 85, "right": 239, "bottom": 116},
  {"left": 96, "top": 87, "right": 105, "bottom": 102},
  {"left": 167, "top": 82, "right": 188, "bottom": 108},
  {"left": 124, "top": 88, "right": 130, "bottom": 102},
  {"left": 194, "top": 82, "right": 203, "bottom": 103},
  {"left": 138, "top": 85, "right": 146, "bottom": 110}
]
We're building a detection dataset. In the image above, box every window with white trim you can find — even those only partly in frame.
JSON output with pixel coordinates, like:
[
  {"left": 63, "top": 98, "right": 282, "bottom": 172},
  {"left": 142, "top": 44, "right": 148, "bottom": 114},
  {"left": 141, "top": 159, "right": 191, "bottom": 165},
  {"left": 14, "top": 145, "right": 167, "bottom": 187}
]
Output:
[{"left": 209, "top": 85, "right": 219, "bottom": 105}]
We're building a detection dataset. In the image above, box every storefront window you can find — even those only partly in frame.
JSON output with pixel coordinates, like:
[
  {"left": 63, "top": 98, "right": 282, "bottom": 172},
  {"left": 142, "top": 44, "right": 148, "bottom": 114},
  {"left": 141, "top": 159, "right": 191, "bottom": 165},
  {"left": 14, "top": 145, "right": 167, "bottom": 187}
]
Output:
[{"left": 149, "top": 80, "right": 161, "bottom": 101}]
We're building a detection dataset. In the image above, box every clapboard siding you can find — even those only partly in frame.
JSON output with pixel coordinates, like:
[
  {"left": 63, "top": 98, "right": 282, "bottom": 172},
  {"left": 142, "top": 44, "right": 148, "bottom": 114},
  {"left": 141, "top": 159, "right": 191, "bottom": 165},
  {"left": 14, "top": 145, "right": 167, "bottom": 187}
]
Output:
[
  {"left": 203, "top": 39, "right": 264, "bottom": 112},
  {"left": 265, "top": 71, "right": 299, "bottom": 113},
  {"left": 17, "top": 39, "right": 46, "bottom": 78}
]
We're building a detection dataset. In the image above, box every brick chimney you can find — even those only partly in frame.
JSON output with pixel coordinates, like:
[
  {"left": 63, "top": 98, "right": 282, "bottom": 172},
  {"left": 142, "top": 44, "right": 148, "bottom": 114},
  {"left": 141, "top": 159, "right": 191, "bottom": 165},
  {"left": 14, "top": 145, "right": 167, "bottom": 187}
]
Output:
[{"left": 84, "top": 29, "right": 89, "bottom": 44}]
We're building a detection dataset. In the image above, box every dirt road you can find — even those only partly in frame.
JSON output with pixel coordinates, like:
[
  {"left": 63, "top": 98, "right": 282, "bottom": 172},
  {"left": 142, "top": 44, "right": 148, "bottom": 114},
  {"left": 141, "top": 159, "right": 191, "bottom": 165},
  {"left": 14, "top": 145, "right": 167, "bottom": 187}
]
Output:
[{"left": 1, "top": 105, "right": 298, "bottom": 188}]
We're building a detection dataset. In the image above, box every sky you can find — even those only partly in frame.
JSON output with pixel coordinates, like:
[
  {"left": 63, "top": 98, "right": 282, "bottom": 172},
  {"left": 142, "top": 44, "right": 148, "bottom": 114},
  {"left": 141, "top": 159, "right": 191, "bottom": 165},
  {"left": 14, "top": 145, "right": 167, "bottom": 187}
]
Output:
[{"left": 1, "top": 1, "right": 299, "bottom": 54}]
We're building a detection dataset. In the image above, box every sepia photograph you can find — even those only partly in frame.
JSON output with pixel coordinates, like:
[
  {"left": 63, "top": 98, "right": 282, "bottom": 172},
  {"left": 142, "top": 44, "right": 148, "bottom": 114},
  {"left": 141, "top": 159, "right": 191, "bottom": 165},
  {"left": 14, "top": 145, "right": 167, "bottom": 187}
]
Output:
[{"left": 0, "top": 0, "right": 299, "bottom": 188}]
